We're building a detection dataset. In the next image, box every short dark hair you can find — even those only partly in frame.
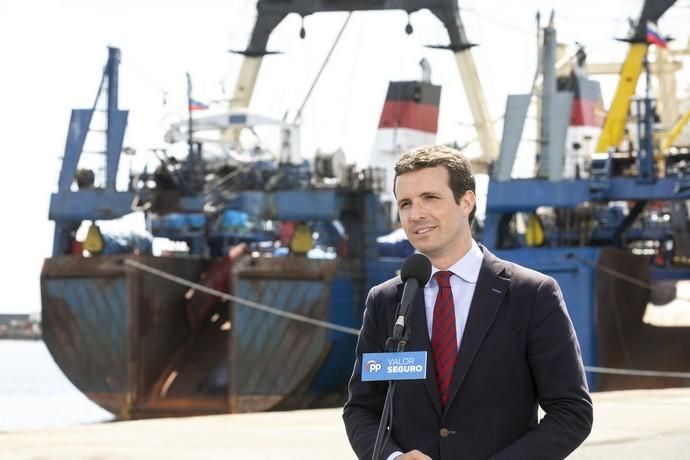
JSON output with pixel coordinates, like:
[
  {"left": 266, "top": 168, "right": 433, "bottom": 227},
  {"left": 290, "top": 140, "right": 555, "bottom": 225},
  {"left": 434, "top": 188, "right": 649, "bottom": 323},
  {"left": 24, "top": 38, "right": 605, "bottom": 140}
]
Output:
[{"left": 394, "top": 144, "right": 476, "bottom": 223}]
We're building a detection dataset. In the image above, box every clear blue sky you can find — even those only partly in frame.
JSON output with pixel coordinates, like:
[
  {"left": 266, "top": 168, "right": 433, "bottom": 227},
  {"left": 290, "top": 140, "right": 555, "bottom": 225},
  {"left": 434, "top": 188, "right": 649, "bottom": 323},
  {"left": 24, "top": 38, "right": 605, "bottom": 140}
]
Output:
[{"left": 0, "top": 0, "right": 688, "bottom": 313}]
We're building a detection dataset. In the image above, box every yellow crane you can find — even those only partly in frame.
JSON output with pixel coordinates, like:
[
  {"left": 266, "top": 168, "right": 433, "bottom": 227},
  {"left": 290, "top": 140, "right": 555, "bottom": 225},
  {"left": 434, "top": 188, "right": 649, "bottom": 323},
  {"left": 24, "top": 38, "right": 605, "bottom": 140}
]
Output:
[
  {"left": 596, "top": 0, "right": 677, "bottom": 152},
  {"left": 661, "top": 107, "right": 690, "bottom": 151},
  {"left": 596, "top": 44, "right": 649, "bottom": 152}
]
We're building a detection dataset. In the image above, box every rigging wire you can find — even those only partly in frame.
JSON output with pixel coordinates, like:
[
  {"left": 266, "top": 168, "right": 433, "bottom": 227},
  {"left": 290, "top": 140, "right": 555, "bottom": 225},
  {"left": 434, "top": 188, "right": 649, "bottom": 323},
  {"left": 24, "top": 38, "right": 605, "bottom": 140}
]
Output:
[{"left": 293, "top": 12, "right": 353, "bottom": 124}]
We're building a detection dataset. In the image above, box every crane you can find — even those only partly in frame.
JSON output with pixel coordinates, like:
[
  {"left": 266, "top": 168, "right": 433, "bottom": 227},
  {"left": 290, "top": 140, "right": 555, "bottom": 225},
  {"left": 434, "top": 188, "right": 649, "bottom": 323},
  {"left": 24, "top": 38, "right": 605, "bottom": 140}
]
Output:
[
  {"left": 596, "top": 0, "right": 677, "bottom": 152},
  {"left": 229, "top": 0, "right": 499, "bottom": 162}
]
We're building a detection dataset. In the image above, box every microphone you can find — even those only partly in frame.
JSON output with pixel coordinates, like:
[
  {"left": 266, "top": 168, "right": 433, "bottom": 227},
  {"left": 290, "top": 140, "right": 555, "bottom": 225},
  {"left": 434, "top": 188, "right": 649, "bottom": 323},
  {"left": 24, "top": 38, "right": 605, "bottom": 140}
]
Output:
[{"left": 392, "top": 253, "right": 432, "bottom": 340}]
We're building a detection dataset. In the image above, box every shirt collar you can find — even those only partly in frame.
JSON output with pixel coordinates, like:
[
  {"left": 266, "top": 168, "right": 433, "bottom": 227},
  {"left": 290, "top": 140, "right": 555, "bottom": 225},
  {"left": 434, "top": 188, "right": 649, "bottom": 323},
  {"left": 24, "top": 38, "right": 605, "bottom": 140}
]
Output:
[{"left": 426, "top": 239, "right": 483, "bottom": 286}]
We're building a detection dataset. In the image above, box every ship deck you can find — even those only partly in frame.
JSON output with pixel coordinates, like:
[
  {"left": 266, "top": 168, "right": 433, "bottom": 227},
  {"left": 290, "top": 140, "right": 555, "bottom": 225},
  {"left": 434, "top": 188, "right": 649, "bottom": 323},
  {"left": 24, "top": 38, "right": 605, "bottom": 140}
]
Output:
[{"left": 1, "top": 388, "right": 689, "bottom": 459}]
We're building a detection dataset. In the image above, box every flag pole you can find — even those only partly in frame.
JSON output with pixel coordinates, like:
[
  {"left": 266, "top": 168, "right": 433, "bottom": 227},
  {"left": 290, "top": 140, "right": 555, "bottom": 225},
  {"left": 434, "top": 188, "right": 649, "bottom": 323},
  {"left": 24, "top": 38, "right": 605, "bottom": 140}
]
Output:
[
  {"left": 186, "top": 72, "right": 194, "bottom": 159},
  {"left": 639, "top": 24, "right": 655, "bottom": 183}
]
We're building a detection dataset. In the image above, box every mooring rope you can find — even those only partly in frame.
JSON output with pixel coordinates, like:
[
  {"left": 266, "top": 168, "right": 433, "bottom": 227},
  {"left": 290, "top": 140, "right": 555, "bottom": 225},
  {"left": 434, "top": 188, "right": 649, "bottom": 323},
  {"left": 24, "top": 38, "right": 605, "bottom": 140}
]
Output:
[
  {"left": 124, "top": 259, "right": 361, "bottom": 335},
  {"left": 125, "top": 258, "right": 690, "bottom": 379}
]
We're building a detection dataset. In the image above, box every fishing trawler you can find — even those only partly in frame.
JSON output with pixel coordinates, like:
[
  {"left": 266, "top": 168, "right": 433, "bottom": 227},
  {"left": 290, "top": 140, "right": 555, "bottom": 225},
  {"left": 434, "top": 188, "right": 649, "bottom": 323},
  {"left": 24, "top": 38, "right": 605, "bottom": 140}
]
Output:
[{"left": 41, "top": 0, "right": 492, "bottom": 419}]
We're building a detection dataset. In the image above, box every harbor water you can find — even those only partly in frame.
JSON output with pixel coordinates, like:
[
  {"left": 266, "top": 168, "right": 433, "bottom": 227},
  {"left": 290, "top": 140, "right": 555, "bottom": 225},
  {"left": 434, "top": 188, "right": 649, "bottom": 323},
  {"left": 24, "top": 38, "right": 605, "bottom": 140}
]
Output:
[{"left": 0, "top": 340, "right": 113, "bottom": 432}]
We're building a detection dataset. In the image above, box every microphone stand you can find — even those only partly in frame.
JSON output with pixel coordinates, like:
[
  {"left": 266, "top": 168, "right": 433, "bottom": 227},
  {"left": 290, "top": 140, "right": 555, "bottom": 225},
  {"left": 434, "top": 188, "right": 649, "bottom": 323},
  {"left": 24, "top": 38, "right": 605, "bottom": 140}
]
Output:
[{"left": 371, "top": 311, "right": 410, "bottom": 460}]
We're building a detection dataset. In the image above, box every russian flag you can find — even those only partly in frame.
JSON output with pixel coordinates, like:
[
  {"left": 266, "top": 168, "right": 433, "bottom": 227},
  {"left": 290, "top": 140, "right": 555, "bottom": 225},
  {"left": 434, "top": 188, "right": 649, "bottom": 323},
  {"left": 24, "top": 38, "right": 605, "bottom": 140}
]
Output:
[
  {"left": 646, "top": 21, "right": 668, "bottom": 48},
  {"left": 189, "top": 98, "right": 209, "bottom": 111}
]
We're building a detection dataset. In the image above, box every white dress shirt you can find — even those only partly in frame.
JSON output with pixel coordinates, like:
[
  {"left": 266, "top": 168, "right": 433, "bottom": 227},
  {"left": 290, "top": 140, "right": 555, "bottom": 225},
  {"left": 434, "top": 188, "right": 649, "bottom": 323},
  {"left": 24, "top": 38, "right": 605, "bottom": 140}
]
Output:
[
  {"left": 423, "top": 239, "right": 483, "bottom": 349},
  {"left": 386, "top": 240, "right": 483, "bottom": 460}
]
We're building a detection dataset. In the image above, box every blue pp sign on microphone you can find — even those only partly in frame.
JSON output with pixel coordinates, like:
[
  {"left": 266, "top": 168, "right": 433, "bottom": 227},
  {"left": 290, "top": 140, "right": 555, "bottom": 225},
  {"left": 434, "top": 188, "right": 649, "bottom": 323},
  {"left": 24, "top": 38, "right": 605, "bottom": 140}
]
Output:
[{"left": 361, "top": 351, "right": 427, "bottom": 381}]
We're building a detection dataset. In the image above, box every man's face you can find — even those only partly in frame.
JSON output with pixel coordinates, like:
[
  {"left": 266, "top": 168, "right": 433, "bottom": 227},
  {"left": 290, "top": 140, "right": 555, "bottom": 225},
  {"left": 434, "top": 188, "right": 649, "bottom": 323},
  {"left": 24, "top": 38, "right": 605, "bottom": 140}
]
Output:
[{"left": 395, "top": 166, "right": 475, "bottom": 262}]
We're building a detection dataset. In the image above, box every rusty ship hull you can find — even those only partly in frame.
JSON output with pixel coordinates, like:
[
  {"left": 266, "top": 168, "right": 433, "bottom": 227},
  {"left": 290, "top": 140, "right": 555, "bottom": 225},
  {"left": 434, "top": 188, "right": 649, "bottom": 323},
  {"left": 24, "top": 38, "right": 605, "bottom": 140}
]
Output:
[{"left": 41, "top": 254, "right": 370, "bottom": 419}]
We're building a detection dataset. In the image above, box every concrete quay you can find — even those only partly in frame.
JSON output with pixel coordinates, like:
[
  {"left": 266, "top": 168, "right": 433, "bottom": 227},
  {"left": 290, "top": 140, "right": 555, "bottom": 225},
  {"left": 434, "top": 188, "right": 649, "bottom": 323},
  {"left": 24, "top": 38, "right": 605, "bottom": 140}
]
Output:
[{"left": 1, "top": 388, "right": 689, "bottom": 459}]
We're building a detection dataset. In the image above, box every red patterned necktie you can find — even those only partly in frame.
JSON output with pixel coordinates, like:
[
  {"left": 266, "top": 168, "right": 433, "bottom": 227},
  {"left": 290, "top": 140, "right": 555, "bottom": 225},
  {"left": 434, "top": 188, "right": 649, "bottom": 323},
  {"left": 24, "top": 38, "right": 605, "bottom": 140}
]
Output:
[{"left": 431, "top": 270, "right": 457, "bottom": 408}]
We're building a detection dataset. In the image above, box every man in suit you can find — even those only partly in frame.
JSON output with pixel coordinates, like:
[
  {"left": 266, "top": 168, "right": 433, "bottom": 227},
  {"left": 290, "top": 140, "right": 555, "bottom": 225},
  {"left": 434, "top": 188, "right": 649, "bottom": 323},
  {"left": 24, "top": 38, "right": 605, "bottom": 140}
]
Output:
[{"left": 343, "top": 145, "right": 593, "bottom": 460}]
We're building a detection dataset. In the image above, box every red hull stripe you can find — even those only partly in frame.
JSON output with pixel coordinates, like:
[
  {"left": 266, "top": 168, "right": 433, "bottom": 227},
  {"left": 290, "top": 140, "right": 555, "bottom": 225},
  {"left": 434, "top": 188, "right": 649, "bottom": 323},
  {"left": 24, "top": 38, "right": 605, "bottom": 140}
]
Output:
[{"left": 378, "top": 101, "right": 439, "bottom": 133}]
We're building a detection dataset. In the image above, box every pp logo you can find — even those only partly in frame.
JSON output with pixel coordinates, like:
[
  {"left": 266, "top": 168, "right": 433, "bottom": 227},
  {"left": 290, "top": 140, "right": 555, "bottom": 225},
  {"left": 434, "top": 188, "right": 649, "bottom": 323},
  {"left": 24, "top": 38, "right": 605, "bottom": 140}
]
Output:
[{"left": 366, "top": 360, "right": 382, "bottom": 373}]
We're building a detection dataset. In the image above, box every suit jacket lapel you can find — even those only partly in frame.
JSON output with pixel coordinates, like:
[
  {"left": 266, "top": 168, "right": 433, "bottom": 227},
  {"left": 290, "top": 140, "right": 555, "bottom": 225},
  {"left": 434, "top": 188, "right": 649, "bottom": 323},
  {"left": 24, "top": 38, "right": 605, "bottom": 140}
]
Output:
[
  {"left": 396, "top": 282, "right": 442, "bottom": 416},
  {"left": 444, "top": 248, "right": 510, "bottom": 412}
]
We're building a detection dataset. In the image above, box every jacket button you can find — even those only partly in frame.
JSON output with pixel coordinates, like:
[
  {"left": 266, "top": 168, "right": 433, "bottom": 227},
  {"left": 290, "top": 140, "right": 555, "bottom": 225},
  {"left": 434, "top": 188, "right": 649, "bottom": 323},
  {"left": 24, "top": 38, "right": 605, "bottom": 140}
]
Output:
[{"left": 440, "top": 428, "right": 449, "bottom": 438}]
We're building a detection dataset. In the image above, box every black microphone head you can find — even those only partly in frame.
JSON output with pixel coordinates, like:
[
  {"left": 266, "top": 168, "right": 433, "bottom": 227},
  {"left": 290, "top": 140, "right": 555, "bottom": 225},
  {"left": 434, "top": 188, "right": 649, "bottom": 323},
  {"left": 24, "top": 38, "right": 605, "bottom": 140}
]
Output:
[{"left": 400, "top": 253, "right": 432, "bottom": 286}]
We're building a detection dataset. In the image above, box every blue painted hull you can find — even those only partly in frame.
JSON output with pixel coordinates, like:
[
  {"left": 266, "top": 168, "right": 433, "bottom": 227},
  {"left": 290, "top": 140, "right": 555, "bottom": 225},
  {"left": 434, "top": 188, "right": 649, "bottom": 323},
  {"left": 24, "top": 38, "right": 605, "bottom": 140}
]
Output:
[{"left": 493, "top": 246, "right": 690, "bottom": 390}]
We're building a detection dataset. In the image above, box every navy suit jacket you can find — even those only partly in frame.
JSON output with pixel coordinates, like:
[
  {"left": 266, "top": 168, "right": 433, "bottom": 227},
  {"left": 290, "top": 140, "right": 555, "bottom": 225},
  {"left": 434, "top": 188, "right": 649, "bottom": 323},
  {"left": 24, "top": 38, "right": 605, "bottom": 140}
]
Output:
[{"left": 343, "top": 247, "right": 593, "bottom": 460}]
